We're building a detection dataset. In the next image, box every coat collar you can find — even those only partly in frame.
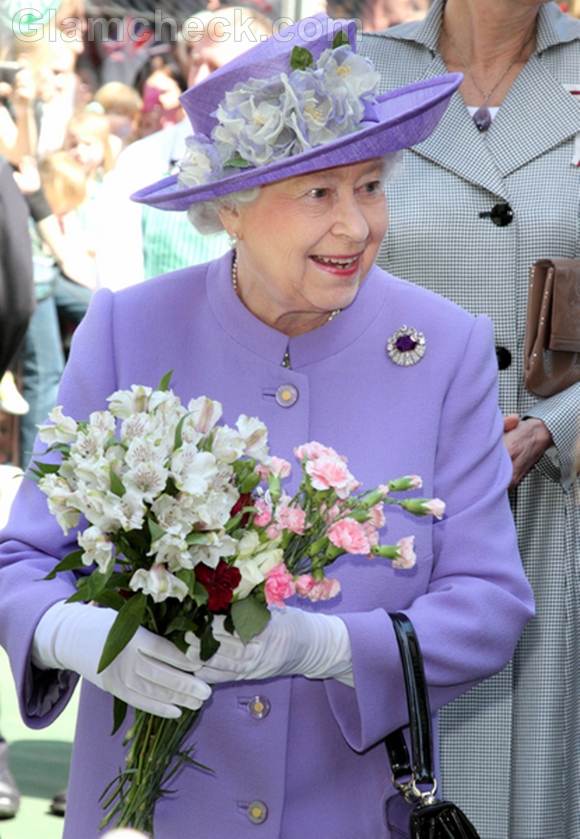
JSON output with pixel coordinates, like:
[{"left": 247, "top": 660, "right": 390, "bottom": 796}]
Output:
[
  {"left": 381, "top": 0, "right": 580, "bottom": 189},
  {"left": 206, "top": 251, "right": 391, "bottom": 368},
  {"left": 384, "top": 0, "right": 580, "bottom": 55}
]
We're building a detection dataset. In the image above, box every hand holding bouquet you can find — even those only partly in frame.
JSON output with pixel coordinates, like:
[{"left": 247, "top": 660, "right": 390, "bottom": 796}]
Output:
[{"left": 33, "top": 373, "right": 444, "bottom": 833}]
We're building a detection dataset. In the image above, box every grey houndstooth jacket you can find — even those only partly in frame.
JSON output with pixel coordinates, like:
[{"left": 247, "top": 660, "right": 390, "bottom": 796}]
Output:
[{"left": 361, "top": 3, "right": 580, "bottom": 838}]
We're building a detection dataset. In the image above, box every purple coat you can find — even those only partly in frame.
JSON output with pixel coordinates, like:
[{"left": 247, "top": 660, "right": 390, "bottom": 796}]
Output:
[{"left": 0, "top": 253, "right": 534, "bottom": 838}]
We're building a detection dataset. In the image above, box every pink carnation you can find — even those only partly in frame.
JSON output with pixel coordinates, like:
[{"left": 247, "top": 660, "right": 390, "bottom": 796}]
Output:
[
  {"left": 295, "top": 574, "right": 316, "bottom": 597},
  {"left": 264, "top": 563, "right": 296, "bottom": 607},
  {"left": 328, "top": 517, "right": 372, "bottom": 555},
  {"left": 321, "top": 502, "right": 342, "bottom": 524},
  {"left": 276, "top": 501, "right": 306, "bottom": 535},
  {"left": 363, "top": 520, "right": 379, "bottom": 548},
  {"left": 424, "top": 498, "right": 446, "bottom": 520},
  {"left": 294, "top": 441, "right": 342, "bottom": 462},
  {"left": 370, "top": 503, "right": 386, "bottom": 529},
  {"left": 253, "top": 497, "right": 273, "bottom": 527},
  {"left": 256, "top": 464, "right": 271, "bottom": 481},
  {"left": 268, "top": 456, "right": 291, "bottom": 478},
  {"left": 265, "top": 523, "right": 281, "bottom": 540},
  {"left": 307, "top": 577, "right": 341, "bottom": 602},
  {"left": 392, "top": 536, "right": 416, "bottom": 570},
  {"left": 306, "top": 455, "right": 359, "bottom": 499}
]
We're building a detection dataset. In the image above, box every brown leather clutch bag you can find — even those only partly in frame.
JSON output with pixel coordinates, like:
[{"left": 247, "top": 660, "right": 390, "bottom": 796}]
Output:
[{"left": 524, "top": 258, "right": 580, "bottom": 398}]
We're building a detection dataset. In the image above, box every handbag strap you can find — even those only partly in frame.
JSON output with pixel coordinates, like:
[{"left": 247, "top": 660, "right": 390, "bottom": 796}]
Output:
[{"left": 385, "top": 612, "right": 435, "bottom": 793}]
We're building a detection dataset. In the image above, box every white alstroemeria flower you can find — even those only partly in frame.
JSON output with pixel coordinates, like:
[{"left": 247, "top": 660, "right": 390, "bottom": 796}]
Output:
[
  {"left": 233, "top": 544, "right": 284, "bottom": 599},
  {"left": 189, "top": 532, "right": 239, "bottom": 569},
  {"left": 193, "top": 484, "right": 240, "bottom": 530},
  {"left": 187, "top": 396, "right": 223, "bottom": 435},
  {"left": 129, "top": 564, "right": 189, "bottom": 603},
  {"left": 236, "top": 530, "right": 261, "bottom": 557},
  {"left": 236, "top": 415, "right": 269, "bottom": 462},
  {"left": 107, "top": 385, "right": 153, "bottom": 419},
  {"left": 125, "top": 438, "right": 166, "bottom": 469},
  {"left": 37, "top": 406, "right": 78, "bottom": 446},
  {"left": 120, "top": 412, "right": 152, "bottom": 444},
  {"left": 149, "top": 532, "right": 192, "bottom": 572},
  {"left": 38, "top": 474, "right": 80, "bottom": 534},
  {"left": 87, "top": 410, "right": 116, "bottom": 439},
  {"left": 124, "top": 462, "right": 168, "bottom": 503},
  {"left": 80, "top": 490, "right": 125, "bottom": 532},
  {"left": 68, "top": 456, "right": 112, "bottom": 492},
  {"left": 77, "top": 525, "right": 116, "bottom": 574},
  {"left": 211, "top": 426, "right": 245, "bottom": 464},
  {"left": 171, "top": 447, "right": 218, "bottom": 495},
  {"left": 151, "top": 494, "right": 196, "bottom": 537},
  {"left": 118, "top": 490, "right": 147, "bottom": 531}
]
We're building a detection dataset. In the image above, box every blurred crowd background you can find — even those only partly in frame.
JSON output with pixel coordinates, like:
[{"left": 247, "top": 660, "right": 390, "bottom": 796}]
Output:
[
  {"left": 0, "top": 0, "right": 579, "bottom": 835},
  {"left": 0, "top": 0, "right": 437, "bottom": 470}
]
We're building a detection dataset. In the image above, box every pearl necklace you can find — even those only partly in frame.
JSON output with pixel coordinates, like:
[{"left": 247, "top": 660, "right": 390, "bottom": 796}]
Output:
[{"left": 231, "top": 252, "right": 341, "bottom": 369}]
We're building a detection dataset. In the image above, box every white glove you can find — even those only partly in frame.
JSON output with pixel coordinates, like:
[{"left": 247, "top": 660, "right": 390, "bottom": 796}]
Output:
[
  {"left": 186, "top": 607, "right": 354, "bottom": 687},
  {"left": 32, "top": 601, "right": 212, "bottom": 719}
]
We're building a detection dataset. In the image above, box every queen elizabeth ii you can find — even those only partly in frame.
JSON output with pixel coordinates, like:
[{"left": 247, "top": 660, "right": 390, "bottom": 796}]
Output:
[{"left": 0, "top": 14, "right": 533, "bottom": 838}]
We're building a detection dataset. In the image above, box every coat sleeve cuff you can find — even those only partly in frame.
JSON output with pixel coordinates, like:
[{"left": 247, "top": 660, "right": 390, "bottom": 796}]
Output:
[{"left": 524, "top": 382, "right": 580, "bottom": 489}]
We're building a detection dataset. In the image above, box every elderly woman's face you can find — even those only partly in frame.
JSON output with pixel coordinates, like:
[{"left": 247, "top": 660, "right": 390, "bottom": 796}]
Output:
[{"left": 230, "top": 159, "right": 388, "bottom": 325}]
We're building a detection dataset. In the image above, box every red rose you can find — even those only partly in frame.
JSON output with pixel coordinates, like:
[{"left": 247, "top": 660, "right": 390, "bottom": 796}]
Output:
[
  {"left": 195, "top": 560, "right": 241, "bottom": 612},
  {"left": 229, "top": 492, "right": 253, "bottom": 528}
]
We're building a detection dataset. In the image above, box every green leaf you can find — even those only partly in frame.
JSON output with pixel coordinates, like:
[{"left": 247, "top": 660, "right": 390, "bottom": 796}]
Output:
[
  {"left": 290, "top": 45, "right": 314, "bottom": 70},
  {"left": 186, "top": 531, "right": 210, "bottom": 545},
  {"left": 192, "top": 580, "right": 208, "bottom": 608},
  {"left": 332, "top": 29, "right": 349, "bottom": 49},
  {"left": 224, "top": 613, "right": 235, "bottom": 635},
  {"left": 173, "top": 414, "right": 187, "bottom": 451},
  {"left": 44, "top": 549, "right": 85, "bottom": 580},
  {"left": 109, "top": 467, "right": 125, "bottom": 498},
  {"left": 200, "top": 623, "right": 220, "bottom": 661},
  {"left": 239, "top": 473, "right": 260, "bottom": 494},
  {"left": 231, "top": 597, "right": 270, "bottom": 644},
  {"left": 147, "top": 516, "right": 165, "bottom": 543},
  {"left": 67, "top": 568, "right": 111, "bottom": 603},
  {"left": 223, "top": 152, "right": 252, "bottom": 170},
  {"left": 165, "top": 614, "right": 195, "bottom": 634},
  {"left": 157, "top": 370, "right": 174, "bottom": 391},
  {"left": 111, "top": 697, "right": 128, "bottom": 735},
  {"left": 92, "top": 590, "right": 126, "bottom": 611},
  {"left": 97, "top": 593, "right": 147, "bottom": 673},
  {"left": 33, "top": 462, "right": 61, "bottom": 477}
]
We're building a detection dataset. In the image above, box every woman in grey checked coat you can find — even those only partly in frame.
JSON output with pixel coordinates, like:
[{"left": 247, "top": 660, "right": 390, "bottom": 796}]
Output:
[{"left": 361, "top": 2, "right": 579, "bottom": 838}]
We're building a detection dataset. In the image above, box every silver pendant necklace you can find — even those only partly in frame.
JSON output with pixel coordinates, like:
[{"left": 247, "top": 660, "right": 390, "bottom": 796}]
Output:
[
  {"left": 442, "top": 26, "right": 535, "bottom": 132},
  {"left": 231, "top": 251, "right": 341, "bottom": 369}
]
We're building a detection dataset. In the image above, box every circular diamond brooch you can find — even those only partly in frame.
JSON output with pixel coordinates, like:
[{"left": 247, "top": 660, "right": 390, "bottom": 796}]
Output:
[{"left": 386, "top": 326, "right": 426, "bottom": 366}]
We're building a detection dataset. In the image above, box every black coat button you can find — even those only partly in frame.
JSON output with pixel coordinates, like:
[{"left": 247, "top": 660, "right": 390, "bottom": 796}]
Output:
[
  {"left": 479, "top": 203, "right": 514, "bottom": 226},
  {"left": 495, "top": 346, "right": 512, "bottom": 370}
]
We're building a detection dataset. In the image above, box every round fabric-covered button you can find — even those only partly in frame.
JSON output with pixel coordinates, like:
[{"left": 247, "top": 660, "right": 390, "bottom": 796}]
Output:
[
  {"left": 275, "top": 383, "right": 298, "bottom": 407},
  {"left": 248, "top": 696, "right": 271, "bottom": 720},
  {"left": 247, "top": 800, "right": 268, "bottom": 824}
]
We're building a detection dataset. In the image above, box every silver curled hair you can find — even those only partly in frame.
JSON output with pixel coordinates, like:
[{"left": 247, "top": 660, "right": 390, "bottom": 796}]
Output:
[{"left": 186, "top": 151, "right": 402, "bottom": 236}]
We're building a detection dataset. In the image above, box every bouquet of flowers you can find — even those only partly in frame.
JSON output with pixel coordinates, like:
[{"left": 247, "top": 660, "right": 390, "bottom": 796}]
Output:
[{"left": 33, "top": 373, "right": 444, "bottom": 834}]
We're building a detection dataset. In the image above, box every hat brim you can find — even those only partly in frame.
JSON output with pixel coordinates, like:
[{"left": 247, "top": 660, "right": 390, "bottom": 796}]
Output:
[{"left": 131, "top": 73, "right": 462, "bottom": 212}]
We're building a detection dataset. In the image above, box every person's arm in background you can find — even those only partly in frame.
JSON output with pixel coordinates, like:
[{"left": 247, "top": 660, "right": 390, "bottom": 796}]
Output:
[
  {"left": 13, "top": 157, "right": 96, "bottom": 290},
  {"left": 93, "top": 143, "right": 147, "bottom": 291},
  {"left": 503, "top": 383, "right": 580, "bottom": 489},
  {"left": 0, "top": 157, "right": 35, "bottom": 376},
  {"left": 0, "top": 69, "right": 37, "bottom": 165}
]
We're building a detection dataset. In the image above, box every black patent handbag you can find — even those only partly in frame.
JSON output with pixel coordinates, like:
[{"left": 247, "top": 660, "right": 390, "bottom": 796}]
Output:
[{"left": 384, "top": 613, "right": 481, "bottom": 839}]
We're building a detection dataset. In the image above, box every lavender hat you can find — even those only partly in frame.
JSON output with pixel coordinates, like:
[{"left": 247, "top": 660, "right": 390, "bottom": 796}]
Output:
[{"left": 132, "top": 14, "right": 461, "bottom": 211}]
